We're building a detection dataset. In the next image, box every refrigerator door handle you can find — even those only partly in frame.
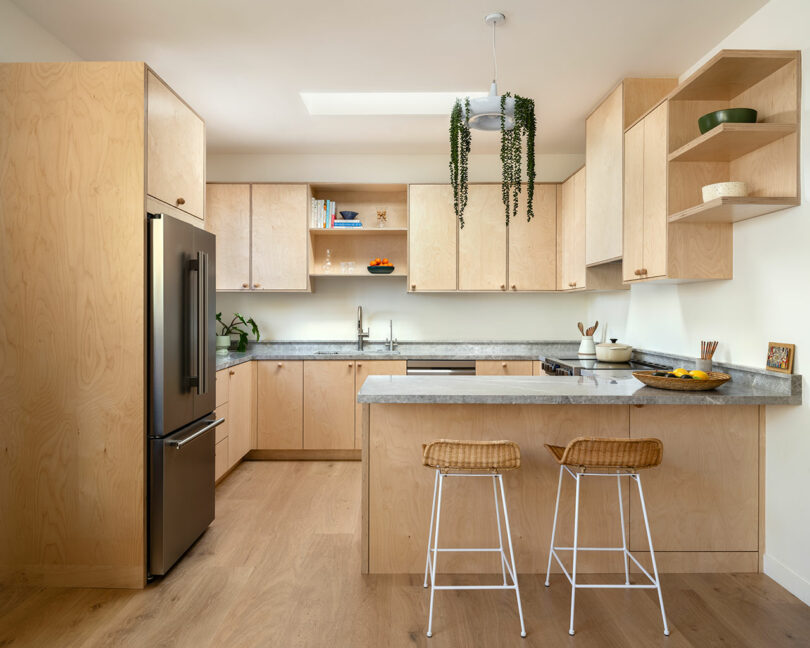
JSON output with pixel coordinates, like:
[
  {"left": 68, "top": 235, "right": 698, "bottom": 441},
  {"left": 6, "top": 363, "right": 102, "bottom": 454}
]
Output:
[
  {"left": 166, "top": 417, "right": 224, "bottom": 449},
  {"left": 196, "top": 250, "right": 208, "bottom": 396}
]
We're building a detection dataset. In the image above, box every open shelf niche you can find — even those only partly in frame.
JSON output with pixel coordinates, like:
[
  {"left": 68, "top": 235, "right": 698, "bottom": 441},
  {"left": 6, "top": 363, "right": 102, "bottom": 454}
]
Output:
[
  {"left": 308, "top": 183, "right": 408, "bottom": 278},
  {"left": 667, "top": 50, "right": 801, "bottom": 224}
]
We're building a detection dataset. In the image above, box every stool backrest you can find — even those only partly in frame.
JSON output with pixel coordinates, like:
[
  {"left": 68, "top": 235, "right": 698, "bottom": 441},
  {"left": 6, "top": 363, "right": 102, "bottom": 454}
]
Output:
[{"left": 559, "top": 437, "right": 663, "bottom": 469}]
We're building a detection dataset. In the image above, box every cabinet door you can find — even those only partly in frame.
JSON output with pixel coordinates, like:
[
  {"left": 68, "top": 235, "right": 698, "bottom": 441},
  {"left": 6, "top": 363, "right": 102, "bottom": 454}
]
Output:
[
  {"left": 559, "top": 174, "right": 575, "bottom": 290},
  {"left": 508, "top": 184, "right": 557, "bottom": 291},
  {"left": 623, "top": 122, "right": 645, "bottom": 282},
  {"left": 257, "top": 360, "right": 303, "bottom": 449},
  {"left": 585, "top": 84, "right": 623, "bottom": 265},
  {"left": 251, "top": 184, "right": 308, "bottom": 290},
  {"left": 146, "top": 71, "right": 205, "bottom": 219},
  {"left": 303, "top": 361, "right": 355, "bottom": 450},
  {"left": 408, "top": 185, "right": 457, "bottom": 291},
  {"left": 643, "top": 102, "right": 668, "bottom": 279},
  {"left": 354, "top": 360, "right": 406, "bottom": 449},
  {"left": 214, "top": 403, "right": 229, "bottom": 481},
  {"left": 459, "top": 185, "right": 506, "bottom": 291},
  {"left": 227, "top": 362, "right": 253, "bottom": 467},
  {"left": 572, "top": 169, "right": 587, "bottom": 288},
  {"left": 206, "top": 184, "right": 251, "bottom": 290},
  {"left": 475, "top": 360, "right": 534, "bottom": 376}
]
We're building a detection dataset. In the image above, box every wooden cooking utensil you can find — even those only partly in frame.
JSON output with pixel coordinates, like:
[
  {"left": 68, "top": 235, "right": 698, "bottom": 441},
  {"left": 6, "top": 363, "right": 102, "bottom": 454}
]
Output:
[{"left": 578, "top": 322, "right": 585, "bottom": 336}]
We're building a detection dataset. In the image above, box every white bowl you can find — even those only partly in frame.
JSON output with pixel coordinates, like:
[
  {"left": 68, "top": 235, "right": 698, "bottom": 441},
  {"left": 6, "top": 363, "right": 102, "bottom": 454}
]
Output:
[{"left": 702, "top": 181, "right": 747, "bottom": 202}]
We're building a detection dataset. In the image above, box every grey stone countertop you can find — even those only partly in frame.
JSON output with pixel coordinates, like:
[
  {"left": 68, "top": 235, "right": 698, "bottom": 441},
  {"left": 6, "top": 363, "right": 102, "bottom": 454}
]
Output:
[
  {"left": 214, "top": 340, "right": 579, "bottom": 371},
  {"left": 356, "top": 372, "right": 802, "bottom": 406}
]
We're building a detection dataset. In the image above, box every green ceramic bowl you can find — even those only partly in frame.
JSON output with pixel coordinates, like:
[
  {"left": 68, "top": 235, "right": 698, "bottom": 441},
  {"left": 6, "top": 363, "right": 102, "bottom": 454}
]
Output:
[
  {"left": 697, "top": 108, "right": 757, "bottom": 134},
  {"left": 367, "top": 265, "right": 394, "bottom": 274}
]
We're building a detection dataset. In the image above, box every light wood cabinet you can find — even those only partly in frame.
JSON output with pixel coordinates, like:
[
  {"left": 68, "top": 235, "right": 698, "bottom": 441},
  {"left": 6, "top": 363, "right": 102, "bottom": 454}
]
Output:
[
  {"left": 206, "top": 184, "right": 251, "bottom": 290},
  {"left": 459, "top": 185, "right": 506, "bottom": 291},
  {"left": 475, "top": 360, "right": 533, "bottom": 376},
  {"left": 257, "top": 360, "right": 304, "bottom": 449},
  {"left": 559, "top": 168, "right": 586, "bottom": 290},
  {"left": 147, "top": 70, "right": 205, "bottom": 220},
  {"left": 226, "top": 362, "right": 254, "bottom": 467},
  {"left": 585, "top": 78, "right": 677, "bottom": 266},
  {"left": 532, "top": 361, "right": 546, "bottom": 375},
  {"left": 408, "top": 185, "right": 457, "bottom": 291},
  {"left": 304, "top": 360, "right": 356, "bottom": 449},
  {"left": 214, "top": 403, "right": 230, "bottom": 481},
  {"left": 507, "top": 184, "right": 557, "bottom": 291},
  {"left": 252, "top": 184, "right": 309, "bottom": 290},
  {"left": 354, "top": 360, "right": 407, "bottom": 449}
]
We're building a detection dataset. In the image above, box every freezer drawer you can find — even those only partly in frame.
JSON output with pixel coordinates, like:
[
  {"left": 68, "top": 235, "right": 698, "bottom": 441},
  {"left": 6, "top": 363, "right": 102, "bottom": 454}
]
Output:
[{"left": 148, "top": 416, "right": 222, "bottom": 576}]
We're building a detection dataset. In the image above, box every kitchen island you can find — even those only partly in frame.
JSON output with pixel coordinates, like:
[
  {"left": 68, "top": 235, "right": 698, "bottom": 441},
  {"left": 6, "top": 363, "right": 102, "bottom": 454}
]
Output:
[{"left": 358, "top": 373, "right": 800, "bottom": 576}]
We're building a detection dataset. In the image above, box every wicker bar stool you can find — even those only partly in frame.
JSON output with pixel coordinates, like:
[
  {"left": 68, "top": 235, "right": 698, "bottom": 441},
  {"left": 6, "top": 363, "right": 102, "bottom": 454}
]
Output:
[
  {"left": 422, "top": 439, "right": 526, "bottom": 639},
  {"left": 543, "top": 437, "right": 669, "bottom": 637}
]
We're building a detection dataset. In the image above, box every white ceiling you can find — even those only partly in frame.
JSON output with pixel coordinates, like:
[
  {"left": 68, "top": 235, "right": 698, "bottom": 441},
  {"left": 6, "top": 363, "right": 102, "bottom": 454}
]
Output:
[{"left": 12, "top": 0, "right": 767, "bottom": 154}]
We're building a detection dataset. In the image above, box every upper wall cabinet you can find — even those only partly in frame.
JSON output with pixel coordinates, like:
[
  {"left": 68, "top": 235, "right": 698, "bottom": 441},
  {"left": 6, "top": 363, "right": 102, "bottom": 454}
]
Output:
[
  {"left": 205, "top": 183, "right": 310, "bottom": 292},
  {"left": 409, "top": 185, "right": 458, "bottom": 291},
  {"left": 147, "top": 71, "right": 205, "bottom": 220},
  {"left": 559, "top": 168, "right": 586, "bottom": 291},
  {"left": 666, "top": 50, "right": 801, "bottom": 224},
  {"left": 585, "top": 78, "right": 678, "bottom": 266},
  {"left": 508, "top": 184, "right": 557, "bottom": 291},
  {"left": 206, "top": 184, "right": 251, "bottom": 289},
  {"left": 623, "top": 101, "right": 732, "bottom": 283},
  {"left": 459, "top": 185, "right": 506, "bottom": 291}
]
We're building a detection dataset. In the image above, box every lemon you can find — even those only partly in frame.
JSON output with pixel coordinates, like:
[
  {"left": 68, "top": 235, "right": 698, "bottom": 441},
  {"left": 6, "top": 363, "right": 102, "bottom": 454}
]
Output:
[
  {"left": 689, "top": 370, "right": 709, "bottom": 380},
  {"left": 672, "top": 368, "right": 689, "bottom": 377}
]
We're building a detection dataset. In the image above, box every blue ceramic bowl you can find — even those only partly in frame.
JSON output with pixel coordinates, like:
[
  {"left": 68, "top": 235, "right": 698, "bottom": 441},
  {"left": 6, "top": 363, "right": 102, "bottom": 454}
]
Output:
[{"left": 340, "top": 211, "right": 359, "bottom": 220}]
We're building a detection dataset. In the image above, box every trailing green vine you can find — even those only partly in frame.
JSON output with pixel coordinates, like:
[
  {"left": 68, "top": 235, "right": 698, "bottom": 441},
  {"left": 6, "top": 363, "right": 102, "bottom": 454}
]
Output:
[
  {"left": 449, "top": 97, "right": 471, "bottom": 228},
  {"left": 449, "top": 94, "right": 536, "bottom": 227}
]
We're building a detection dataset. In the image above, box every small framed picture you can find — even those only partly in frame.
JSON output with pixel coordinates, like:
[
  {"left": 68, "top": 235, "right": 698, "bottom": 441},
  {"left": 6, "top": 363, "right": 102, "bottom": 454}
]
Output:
[{"left": 766, "top": 342, "right": 795, "bottom": 374}]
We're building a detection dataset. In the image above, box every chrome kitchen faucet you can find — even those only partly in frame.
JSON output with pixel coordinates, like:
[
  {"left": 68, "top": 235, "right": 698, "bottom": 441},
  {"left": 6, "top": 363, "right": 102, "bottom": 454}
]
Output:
[{"left": 357, "top": 305, "right": 369, "bottom": 351}]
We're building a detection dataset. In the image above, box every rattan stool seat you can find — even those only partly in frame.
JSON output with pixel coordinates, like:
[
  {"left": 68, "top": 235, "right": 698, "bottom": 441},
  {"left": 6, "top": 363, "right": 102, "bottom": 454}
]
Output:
[
  {"left": 544, "top": 437, "right": 663, "bottom": 470},
  {"left": 422, "top": 439, "right": 521, "bottom": 472}
]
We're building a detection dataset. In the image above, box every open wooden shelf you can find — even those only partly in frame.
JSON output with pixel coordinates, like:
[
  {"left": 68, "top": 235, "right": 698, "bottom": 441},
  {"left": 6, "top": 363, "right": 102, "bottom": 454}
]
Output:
[
  {"left": 309, "top": 227, "right": 407, "bottom": 236},
  {"left": 670, "top": 50, "right": 799, "bottom": 101},
  {"left": 668, "top": 123, "right": 797, "bottom": 162},
  {"left": 310, "top": 270, "right": 406, "bottom": 278},
  {"left": 668, "top": 196, "right": 799, "bottom": 224}
]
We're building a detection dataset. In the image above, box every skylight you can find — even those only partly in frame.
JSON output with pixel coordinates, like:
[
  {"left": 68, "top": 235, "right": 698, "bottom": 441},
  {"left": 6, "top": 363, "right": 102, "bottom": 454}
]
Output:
[{"left": 299, "top": 92, "right": 487, "bottom": 116}]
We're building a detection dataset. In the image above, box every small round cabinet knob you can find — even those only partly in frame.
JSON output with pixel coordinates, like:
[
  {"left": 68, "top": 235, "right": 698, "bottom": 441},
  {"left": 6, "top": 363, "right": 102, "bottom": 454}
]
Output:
[
  {"left": 411, "top": 284, "right": 416, "bottom": 291},
  {"left": 176, "top": 197, "right": 185, "bottom": 206},
  {"left": 634, "top": 269, "right": 642, "bottom": 276},
  {"left": 571, "top": 281, "right": 577, "bottom": 287},
  {"left": 640, "top": 268, "right": 648, "bottom": 275},
  {"left": 357, "top": 363, "right": 362, "bottom": 368},
  {"left": 242, "top": 282, "right": 249, "bottom": 288},
  {"left": 253, "top": 283, "right": 261, "bottom": 288},
  {"left": 277, "top": 362, "right": 283, "bottom": 367},
  {"left": 348, "top": 362, "right": 353, "bottom": 367},
  {"left": 511, "top": 285, "right": 517, "bottom": 290},
  {"left": 502, "top": 362, "right": 507, "bottom": 368},
  {"left": 229, "top": 370, "right": 235, "bottom": 376},
  {"left": 500, "top": 284, "right": 506, "bottom": 291}
]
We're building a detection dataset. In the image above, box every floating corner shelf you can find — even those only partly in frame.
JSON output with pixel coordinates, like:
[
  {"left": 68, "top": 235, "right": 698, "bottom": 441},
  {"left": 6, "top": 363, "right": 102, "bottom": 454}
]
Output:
[
  {"left": 668, "top": 123, "right": 797, "bottom": 163},
  {"left": 668, "top": 196, "right": 799, "bottom": 224}
]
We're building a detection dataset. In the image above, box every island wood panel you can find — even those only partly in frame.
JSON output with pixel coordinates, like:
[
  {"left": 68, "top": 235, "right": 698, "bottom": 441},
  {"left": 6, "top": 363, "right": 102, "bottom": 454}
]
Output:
[
  {"left": 146, "top": 70, "right": 205, "bottom": 219},
  {"left": 354, "top": 360, "right": 406, "bottom": 449},
  {"left": 642, "top": 101, "right": 668, "bottom": 279},
  {"left": 0, "top": 62, "right": 147, "bottom": 588},
  {"left": 507, "top": 184, "right": 557, "bottom": 291},
  {"left": 628, "top": 405, "right": 759, "bottom": 552},
  {"left": 408, "top": 185, "right": 457, "bottom": 291},
  {"left": 623, "top": 119, "right": 645, "bottom": 281},
  {"left": 585, "top": 84, "right": 623, "bottom": 265},
  {"left": 304, "top": 361, "right": 356, "bottom": 450},
  {"left": 251, "top": 184, "right": 309, "bottom": 290},
  {"left": 257, "top": 361, "right": 304, "bottom": 449},
  {"left": 475, "top": 360, "right": 534, "bottom": 376},
  {"left": 206, "top": 184, "right": 251, "bottom": 290},
  {"left": 458, "top": 185, "right": 507, "bottom": 291},
  {"left": 367, "top": 404, "right": 631, "bottom": 574}
]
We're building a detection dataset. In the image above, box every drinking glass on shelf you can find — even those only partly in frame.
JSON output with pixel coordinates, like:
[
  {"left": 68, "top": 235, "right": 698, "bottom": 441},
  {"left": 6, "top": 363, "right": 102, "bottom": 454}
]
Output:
[
  {"left": 322, "top": 248, "right": 332, "bottom": 273},
  {"left": 347, "top": 261, "right": 355, "bottom": 274},
  {"left": 340, "top": 261, "right": 350, "bottom": 274},
  {"left": 376, "top": 209, "right": 387, "bottom": 229}
]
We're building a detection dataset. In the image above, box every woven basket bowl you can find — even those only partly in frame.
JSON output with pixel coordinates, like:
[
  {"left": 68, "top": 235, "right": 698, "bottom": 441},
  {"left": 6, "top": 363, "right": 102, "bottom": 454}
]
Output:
[{"left": 632, "top": 370, "right": 731, "bottom": 391}]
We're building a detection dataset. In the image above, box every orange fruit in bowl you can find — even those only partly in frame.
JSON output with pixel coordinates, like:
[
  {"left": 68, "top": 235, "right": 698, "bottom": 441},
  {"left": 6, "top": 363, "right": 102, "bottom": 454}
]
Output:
[{"left": 382, "top": 258, "right": 389, "bottom": 264}]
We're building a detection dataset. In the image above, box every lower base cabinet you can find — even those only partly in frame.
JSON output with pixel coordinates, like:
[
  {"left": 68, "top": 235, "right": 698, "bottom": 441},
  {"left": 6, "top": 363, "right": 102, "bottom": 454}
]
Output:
[
  {"left": 257, "top": 360, "right": 304, "bottom": 449},
  {"left": 304, "top": 360, "right": 356, "bottom": 449},
  {"left": 214, "top": 363, "right": 256, "bottom": 480}
]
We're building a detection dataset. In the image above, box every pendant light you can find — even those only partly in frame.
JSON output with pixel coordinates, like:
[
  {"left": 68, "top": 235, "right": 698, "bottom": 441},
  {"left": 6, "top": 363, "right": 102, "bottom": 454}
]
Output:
[{"left": 464, "top": 13, "right": 514, "bottom": 131}]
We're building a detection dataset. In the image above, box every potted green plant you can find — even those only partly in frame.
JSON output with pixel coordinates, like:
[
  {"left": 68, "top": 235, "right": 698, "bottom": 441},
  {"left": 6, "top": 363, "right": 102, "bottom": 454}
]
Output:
[{"left": 216, "top": 312, "right": 260, "bottom": 353}]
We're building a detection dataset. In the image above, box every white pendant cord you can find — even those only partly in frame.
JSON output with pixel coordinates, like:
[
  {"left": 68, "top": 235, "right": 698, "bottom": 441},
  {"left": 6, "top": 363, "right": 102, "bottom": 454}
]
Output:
[{"left": 491, "top": 19, "right": 498, "bottom": 85}]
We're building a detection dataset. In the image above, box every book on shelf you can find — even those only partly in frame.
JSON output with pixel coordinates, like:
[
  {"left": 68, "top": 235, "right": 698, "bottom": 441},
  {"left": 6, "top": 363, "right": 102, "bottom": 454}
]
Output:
[
  {"left": 309, "top": 197, "right": 340, "bottom": 228},
  {"left": 333, "top": 221, "right": 363, "bottom": 228}
]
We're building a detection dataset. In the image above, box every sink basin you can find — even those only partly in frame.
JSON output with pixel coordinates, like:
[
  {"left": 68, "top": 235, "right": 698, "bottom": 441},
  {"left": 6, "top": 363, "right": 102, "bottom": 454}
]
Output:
[{"left": 314, "top": 351, "right": 340, "bottom": 355}]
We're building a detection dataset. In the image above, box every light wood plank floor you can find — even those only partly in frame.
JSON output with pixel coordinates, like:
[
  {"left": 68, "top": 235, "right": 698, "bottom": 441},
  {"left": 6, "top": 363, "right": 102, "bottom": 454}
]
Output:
[{"left": 1, "top": 461, "right": 809, "bottom": 647}]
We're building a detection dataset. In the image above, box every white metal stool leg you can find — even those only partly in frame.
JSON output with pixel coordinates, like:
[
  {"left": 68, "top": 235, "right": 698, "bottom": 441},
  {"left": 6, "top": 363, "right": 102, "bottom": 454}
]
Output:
[
  {"left": 617, "top": 475, "right": 630, "bottom": 586},
  {"left": 545, "top": 465, "right": 564, "bottom": 587},
  {"left": 498, "top": 474, "right": 527, "bottom": 638},
  {"left": 569, "top": 472, "right": 581, "bottom": 636},
  {"left": 635, "top": 474, "right": 670, "bottom": 636},
  {"left": 426, "top": 472, "right": 444, "bottom": 638},
  {"left": 424, "top": 469, "right": 439, "bottom": 588},
  {"left": 492, "top": 476, "right": 507, "bottom": 586}
]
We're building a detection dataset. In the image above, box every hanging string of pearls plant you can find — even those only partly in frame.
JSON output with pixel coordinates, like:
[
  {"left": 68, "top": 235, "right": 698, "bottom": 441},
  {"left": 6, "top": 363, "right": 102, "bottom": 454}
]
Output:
[{"left": 449, "top": 12, "right": 536, "bottom": 228}]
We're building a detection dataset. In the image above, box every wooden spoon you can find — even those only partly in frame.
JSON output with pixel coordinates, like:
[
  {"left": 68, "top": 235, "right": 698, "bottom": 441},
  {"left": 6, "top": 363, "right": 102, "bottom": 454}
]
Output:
[{"left": 578, "top": 322, "right": 585, "bottom": 336}]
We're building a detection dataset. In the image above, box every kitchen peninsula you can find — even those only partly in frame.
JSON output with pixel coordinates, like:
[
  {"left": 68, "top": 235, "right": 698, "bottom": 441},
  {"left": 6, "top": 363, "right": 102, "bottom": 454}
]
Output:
[{"left": 358, "top": 371, "right": 800, "bottom": 576}]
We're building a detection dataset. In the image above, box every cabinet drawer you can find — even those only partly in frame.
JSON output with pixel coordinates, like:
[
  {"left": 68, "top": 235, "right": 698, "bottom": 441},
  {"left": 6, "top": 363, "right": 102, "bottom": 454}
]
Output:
[
  {"left": 215, "top": 438, "right": 229, "bottom": 481},
  {"left": 475, "top": 360, "right": 534, "bottom": 376},
  {"left": 215, "top": 368, "right": 230, "bottom": 407},
  {"left": 213, "top": 404, "right": 229, "bottom": 444}
]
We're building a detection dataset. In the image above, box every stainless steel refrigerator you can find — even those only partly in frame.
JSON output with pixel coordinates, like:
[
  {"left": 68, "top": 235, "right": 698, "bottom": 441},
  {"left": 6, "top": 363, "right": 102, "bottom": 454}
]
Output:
[{"left": 147, "top": 213, "right": 222, "bottom": 577}]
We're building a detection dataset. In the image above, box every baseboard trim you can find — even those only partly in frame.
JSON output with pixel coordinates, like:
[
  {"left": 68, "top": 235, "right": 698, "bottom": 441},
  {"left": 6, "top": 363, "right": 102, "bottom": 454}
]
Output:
[
  {"left": 763, "top": 554, "right": 810, "bottom": 606},
  {"left": 246, "top": 449, "right": 361, "bottom": 461}
]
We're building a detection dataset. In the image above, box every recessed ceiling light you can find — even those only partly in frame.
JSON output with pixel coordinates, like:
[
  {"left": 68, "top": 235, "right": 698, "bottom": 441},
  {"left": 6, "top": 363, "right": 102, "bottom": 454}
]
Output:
[{"left": 299, "top": 92, "right": 487, "bottom": 116}]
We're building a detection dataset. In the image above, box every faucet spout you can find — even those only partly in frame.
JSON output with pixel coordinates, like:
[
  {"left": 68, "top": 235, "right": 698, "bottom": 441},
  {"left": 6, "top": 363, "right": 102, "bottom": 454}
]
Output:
[{"left": 356, "top": 305, "right": 369, "bottom": 351}]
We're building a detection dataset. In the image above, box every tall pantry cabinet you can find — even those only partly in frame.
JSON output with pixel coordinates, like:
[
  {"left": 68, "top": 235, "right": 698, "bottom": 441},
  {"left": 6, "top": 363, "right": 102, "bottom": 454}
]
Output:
[{"left": 0, "top": 62, "right": 204, "bottom": 589}]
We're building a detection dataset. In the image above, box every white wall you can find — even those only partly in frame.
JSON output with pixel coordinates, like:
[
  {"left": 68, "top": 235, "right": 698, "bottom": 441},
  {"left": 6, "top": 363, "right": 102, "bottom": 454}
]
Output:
[
  {"left": 0, "top": 0, "right": 80, "bottom": 61},
  {"left": 588, "top": 0, "right": 810, "bottom": 605},
  {"left": 210, "top": 151, "right": 587, "bottom": 342}
]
